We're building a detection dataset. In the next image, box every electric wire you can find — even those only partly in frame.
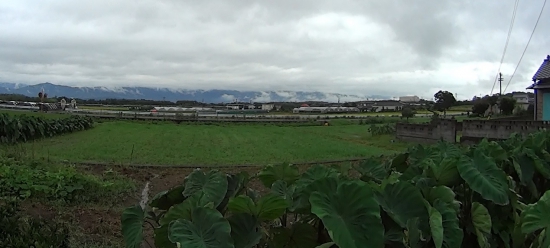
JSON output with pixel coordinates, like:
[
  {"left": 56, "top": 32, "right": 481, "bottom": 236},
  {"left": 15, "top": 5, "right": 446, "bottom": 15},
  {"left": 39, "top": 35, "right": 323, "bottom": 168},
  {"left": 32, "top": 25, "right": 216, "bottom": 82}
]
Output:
[
  {"left": 503, "top": 0, "right": 547, "bottom": 93},
  {"left": 490, "top": 0, "right": 520, "bottom": 95}
]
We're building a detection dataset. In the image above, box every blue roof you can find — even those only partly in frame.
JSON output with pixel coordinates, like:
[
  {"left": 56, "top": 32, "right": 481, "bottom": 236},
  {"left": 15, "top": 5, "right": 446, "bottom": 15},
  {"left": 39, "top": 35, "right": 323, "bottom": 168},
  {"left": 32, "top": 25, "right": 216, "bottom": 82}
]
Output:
[{"left": 532, "top": 55, "right": 550, "bottom": 82}]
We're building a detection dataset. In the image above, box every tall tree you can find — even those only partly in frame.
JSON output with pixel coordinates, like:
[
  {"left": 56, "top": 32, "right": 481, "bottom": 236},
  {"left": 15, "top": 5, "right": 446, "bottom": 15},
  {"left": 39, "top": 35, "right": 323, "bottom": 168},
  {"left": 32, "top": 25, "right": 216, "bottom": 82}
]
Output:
[
  {"left": 471, "top": 100, "right": 490, "bottom": 116},
  {"left": 433, "top": 90, "right": 457, "bottom": 116},
  {"left": 401, "top": 107, "right": 415, "bottom": 121},
  {"left": 499, "top": 97, "right": 516, "bottom": 115}
]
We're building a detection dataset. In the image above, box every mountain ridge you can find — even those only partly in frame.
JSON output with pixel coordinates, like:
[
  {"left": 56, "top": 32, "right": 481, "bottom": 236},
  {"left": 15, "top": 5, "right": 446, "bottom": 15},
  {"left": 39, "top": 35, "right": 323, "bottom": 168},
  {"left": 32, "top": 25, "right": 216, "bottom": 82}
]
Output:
[{"left": 0, "top": 82, "right": 391, "bottom": 103}]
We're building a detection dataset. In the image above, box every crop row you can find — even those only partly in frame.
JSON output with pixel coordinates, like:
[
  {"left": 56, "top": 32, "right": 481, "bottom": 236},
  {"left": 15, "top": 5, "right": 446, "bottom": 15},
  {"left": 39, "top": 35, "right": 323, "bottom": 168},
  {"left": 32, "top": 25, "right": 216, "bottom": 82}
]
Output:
[
  {"left": 122, "top": 130, "right": 550, "bottom": 248},
  {"left": 0, "top": 114, "right": 94, "bottom": 144}
]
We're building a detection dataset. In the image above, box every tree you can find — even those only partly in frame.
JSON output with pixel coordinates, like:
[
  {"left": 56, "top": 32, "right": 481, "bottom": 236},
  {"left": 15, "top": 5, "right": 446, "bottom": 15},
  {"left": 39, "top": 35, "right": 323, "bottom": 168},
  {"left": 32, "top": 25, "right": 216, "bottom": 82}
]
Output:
[
  {"left": 471, "top": 100, "right": 490, "bottom": 116},
  {"left": 499, "top": 97, "right": 516, "bottom": 115},
  {"left": 433, "top": 90, "right": 457, "bottom": 116},
  {"left": 401, "top": 107, "right": 415, "bottom": 121}
]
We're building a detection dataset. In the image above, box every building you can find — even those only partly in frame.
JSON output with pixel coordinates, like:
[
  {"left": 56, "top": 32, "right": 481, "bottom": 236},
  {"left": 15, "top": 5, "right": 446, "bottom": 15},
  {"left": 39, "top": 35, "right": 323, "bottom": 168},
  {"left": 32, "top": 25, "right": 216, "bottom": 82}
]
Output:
[
  {"left": 372, "top": 101, "right": 403, "bottom": 112},
  {"left": 152, "top": 107, "right": 214, "bottom": 112},
  {"left": 512, "top": 92, "right": 530, "bottom": 111},
  {"left": 527, "top": 55, "right": 550, "bottom": 120},
  {"left": 261, "top": 104, "right": 275, "bottom": 111},
  {"left": 292, "top": 106, "right": 360, "bottom": 114},
  {"left": 399, "top": 95, "right": 420, "bottom": 103}
]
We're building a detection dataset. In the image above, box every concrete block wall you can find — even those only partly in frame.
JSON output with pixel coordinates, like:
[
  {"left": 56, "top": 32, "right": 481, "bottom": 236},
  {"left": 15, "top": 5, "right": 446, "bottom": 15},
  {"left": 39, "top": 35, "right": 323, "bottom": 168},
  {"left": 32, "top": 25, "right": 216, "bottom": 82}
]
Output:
[
  {"left": 461, "top": 120, "right": 550, "bottom": 141},
  {"left": 396, "top": 119, "right": 457, "bottom": 143}
]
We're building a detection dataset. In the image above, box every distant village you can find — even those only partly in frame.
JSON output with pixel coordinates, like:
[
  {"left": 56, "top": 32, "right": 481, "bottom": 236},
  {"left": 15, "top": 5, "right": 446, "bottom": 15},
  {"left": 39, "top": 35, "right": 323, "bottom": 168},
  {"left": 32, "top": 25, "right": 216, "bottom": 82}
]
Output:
[{"left": 0, "top": 92, "right": 534, "bottom": 115}]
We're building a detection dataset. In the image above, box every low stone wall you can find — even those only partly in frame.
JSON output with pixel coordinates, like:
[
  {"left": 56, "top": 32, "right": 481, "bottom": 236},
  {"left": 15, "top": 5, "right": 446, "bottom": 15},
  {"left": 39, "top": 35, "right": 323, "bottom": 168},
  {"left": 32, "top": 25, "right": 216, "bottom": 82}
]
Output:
[
  {"left": 395, "top": 119, "right": 457, "bottom": 143},
  {"left": 460, "top": 120, "right": 550, "bottom": 143}
]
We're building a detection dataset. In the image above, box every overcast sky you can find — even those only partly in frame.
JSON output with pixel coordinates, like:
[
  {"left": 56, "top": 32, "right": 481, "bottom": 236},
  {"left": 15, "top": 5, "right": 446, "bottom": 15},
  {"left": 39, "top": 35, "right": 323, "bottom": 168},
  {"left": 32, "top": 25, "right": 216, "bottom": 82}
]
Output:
[{"left": 1, "top": 0, "right": 549, "bottom": 100}]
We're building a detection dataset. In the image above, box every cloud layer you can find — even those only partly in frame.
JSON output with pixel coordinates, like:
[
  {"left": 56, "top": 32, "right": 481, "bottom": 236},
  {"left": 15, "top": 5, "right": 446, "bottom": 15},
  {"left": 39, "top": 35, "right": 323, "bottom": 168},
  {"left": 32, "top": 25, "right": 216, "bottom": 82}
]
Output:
[{"left": 1, "top": 0, "right": 549, "bottom": 100}]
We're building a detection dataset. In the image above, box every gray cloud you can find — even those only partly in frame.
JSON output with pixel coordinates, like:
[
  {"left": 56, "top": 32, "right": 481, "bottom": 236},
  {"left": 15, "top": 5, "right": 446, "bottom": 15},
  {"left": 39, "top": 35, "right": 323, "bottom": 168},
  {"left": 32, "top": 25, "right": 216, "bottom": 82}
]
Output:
[{"left": 1, "top": 0, "right": 549, "bottom": 100}]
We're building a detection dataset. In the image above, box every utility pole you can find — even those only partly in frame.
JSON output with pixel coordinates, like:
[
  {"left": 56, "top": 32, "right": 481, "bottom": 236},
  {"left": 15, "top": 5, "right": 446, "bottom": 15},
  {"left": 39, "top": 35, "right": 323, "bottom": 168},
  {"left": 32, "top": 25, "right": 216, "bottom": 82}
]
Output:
[{"left": 498, "top": 72, "right": 503, "bottom": 96}]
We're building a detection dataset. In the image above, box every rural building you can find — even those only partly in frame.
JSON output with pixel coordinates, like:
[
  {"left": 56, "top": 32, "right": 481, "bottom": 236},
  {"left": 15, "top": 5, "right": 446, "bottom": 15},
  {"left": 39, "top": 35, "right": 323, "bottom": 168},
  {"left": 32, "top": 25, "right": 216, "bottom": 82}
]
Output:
[
  {"left": 152, "top": 107, "right": 214, "bottom": 112},
  {"left": 399, "top": 95, "right": 420, "bottom": 103},
  {"left": 292, "top": 106, "right": 359, "bottom": 114},
  {"left": 512, "top": 92, "right": 531, "bottom": 110},
  {"left": 261, "top": 103, "right": 275, "bottom": 111},
  {"left": 527, "top": 55, "right": 550, "bottom": 120},
  {"left": 372, "top": 101, "right": 403, "bottom": 112}
]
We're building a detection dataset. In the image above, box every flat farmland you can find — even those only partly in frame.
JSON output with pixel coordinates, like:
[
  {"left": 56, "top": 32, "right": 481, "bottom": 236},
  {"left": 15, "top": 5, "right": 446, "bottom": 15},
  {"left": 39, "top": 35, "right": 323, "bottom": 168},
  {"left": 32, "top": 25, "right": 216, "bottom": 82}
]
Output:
[{"left": 14, "top": 121, "right": 408, "bottom": 166}]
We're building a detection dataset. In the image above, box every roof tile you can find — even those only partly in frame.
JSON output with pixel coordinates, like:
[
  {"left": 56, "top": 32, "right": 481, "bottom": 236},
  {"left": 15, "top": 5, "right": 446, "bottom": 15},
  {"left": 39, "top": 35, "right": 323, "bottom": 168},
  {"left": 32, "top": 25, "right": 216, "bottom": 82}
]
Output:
[{"left": 532, "top": 55, "right": 550, "bottom": 81}]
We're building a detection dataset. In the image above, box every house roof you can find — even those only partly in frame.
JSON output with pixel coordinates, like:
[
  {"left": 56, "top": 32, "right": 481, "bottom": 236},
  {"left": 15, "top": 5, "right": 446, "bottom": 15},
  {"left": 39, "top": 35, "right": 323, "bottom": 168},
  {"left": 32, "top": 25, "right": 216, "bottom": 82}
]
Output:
[{"left": 532, "top": 55, "right": 550, "bottom": 82}]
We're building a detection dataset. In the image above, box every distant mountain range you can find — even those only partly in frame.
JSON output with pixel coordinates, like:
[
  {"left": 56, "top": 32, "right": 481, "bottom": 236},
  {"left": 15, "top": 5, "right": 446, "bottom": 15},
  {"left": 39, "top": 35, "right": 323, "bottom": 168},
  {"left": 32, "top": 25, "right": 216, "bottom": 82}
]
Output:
[{"left": 0, "top": 82, "right": 390, "bottom": 103}]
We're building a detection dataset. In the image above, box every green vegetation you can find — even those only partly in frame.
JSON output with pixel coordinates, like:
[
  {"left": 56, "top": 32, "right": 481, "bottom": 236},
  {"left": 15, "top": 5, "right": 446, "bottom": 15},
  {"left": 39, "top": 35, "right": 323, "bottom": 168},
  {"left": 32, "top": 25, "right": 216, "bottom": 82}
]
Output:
[
  {"left": 122, "top": 130, "right": 550, "bottom": 247},
  {"left": 0, "top": 114, "right": 94, "bottom": 144},
  {"left": 12, "top": 121, "right": 407, "bottom": 166},
  {"left": 0, "top": 109, "right": 69, "bottom": 118},
  {"left": 0, "top": 156, "right": 136, "bottom": 247}
]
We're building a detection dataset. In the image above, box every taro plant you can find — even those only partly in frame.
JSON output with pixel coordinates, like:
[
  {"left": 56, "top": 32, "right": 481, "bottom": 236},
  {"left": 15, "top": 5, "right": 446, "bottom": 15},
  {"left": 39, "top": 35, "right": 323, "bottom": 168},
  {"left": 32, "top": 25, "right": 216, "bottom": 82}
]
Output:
[
  {"left": 0, "top": 114, "right": 94, "bottom": 144},
  {"left": 122, "top": 130, "right": 550, "bottom": 248}
]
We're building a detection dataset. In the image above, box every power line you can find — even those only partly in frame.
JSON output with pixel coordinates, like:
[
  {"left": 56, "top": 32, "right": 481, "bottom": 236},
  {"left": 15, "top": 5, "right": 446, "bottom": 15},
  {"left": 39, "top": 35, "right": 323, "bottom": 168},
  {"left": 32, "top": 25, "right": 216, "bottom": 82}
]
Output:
[
  {"left": 490, "top": 0, "right": 520, "bottom": 95},
  {"left": 504, "top": 0, "right": 547, "bottom": 93}
]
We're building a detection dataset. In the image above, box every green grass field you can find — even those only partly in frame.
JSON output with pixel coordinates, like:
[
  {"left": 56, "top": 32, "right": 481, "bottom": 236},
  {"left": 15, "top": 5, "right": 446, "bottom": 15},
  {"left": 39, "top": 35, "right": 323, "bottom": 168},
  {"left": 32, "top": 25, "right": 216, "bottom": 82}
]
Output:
[{"left": 11, "top": 121, "right": 409, "bottom": 166}]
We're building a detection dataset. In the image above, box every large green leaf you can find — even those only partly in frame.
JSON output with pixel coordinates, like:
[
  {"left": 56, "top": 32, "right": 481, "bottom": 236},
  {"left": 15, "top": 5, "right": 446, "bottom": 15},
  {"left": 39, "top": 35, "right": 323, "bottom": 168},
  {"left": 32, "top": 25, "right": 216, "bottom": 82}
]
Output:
[
  {"left": 228, "top": 213, "right": 261, "bottom": 248},
  {"left": 150, "top": 185, "right": 186, "bottom": 210},
  {"left": 258, "top": 163, "right": 300, "bottom": 188},
  {"left": 471, "top": 202, "right": 492, "bottom": 248},
  {"left": 295, "top": 165, "right": 339, "bottom": 190},
  {"left": 168, "top": 207, "right": 234, "bottom": 248},
  {"left": 511, "top": 153, "right": 535, "bottom": 186},
  {"left": 407, "top": 217, "right": 422, "bottom": 248},
  {"left": 477, "top": 139, "right": 508, "bottom": 162},
  {"left": 154, "top": 225, "right": 176, "bottom": 248},
  {"left": 375, "top": 181, "right": 428, "bottom": 228},
  {"left": 428, "top": 156, "right": 461, "bottom": 186},
  {"left": 160, "top": 195, "right": 198, "bottom": 226},
  {"left": 228, "top": 194, "right": 289, "bottom": 221},
  {"left": 527, "top": 148, "right": 550, "bottom": 180},
  {"left": 391, "top": 152, "right": 409, "bottom": 173},
  {"left": 354, "top": 157, "right": 388, "bottom": 183},
  {"left": 271, "top": 180, "right": 296, "bottom": 206},
  {"left": 121, "top": 205, "right": 145, "bottom": 248},
  {"left": 521, "top": 190, "right": 550, "bottom": 234},
  {"left": 271, "top": 222, "right": 317, "bottom": 248},
  {"left": 218, "top": 173, "right": 249, "bottom": 213},
  {"left": 426, "top": 186, "right": 456, "bottom": 205},
  {"left": 183, "top": 169, "right": 228, "bottom": 208},
  {"left": 291, "top": 165, "right": 339, "bottom": 212},
  {"left": 428, "top": 206, "right": 443, "bottom": 248},
  {"left": 457, "top": 152, "right": 509, "bottom": 205},
  {"left": 433, "top": 200, "right": 463, "bottom": 248},
  {"left": 309, "top": 178, "right": 384, "bottom": 248}
]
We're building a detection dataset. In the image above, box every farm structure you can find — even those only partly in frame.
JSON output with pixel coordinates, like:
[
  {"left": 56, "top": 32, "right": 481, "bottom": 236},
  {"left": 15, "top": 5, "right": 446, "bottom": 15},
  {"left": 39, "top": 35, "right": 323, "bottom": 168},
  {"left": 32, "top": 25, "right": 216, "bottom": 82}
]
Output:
[
  {"left": 527, "top": 55, "right": 550, "bottom": 120},
  {"left": 152, "top": 106, "right": 215, "bottom": 112},
  {"left": 292, "top": 106, "right": 360, "bottom": 114}
]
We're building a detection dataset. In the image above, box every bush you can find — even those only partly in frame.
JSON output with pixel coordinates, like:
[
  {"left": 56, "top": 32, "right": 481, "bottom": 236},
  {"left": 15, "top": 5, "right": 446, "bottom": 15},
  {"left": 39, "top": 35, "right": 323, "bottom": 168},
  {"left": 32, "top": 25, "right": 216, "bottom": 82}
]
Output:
[
  {"left": 0, "top": 198, "right": 70, "bottom": 247},
  {"left": 0, "top": 157, "right": 136, "bottom": 203}
]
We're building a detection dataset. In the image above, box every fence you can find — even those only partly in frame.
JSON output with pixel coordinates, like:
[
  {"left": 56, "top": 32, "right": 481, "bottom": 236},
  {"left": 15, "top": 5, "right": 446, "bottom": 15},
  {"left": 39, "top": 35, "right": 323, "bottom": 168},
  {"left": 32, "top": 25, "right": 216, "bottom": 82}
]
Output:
[
  {"left": 395, "top": 119, "right": 457, "bottom": 143},
  {"left": 396, "top": 119, "right": 549, "bottom": 144}
]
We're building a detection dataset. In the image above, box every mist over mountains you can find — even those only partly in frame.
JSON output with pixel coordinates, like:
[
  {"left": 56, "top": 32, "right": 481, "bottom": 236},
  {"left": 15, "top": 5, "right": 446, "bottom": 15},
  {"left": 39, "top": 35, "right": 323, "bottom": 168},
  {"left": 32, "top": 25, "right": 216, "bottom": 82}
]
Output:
[{"left": 0, "top": 82, "right": 391, "bottom": 103}]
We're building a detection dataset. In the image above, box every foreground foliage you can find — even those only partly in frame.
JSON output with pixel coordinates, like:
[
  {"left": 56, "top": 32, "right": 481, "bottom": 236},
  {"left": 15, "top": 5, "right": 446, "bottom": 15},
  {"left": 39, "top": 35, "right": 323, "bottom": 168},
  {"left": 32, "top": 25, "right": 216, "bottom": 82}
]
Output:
[
  {"left": 0, "top": 113, "right": 94, "bottom": 144},
  {"left": 122, "top": 129, "right": 550, "bottom": 248},
  {"left": 0, "top": 157, "right": 136, "bottom": 203},
  {"left": 0, "top": 156, "right": 137, "bottom": 247},
  {"left": 0, "top": 197, "right": 70, "bottom": 247}
]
